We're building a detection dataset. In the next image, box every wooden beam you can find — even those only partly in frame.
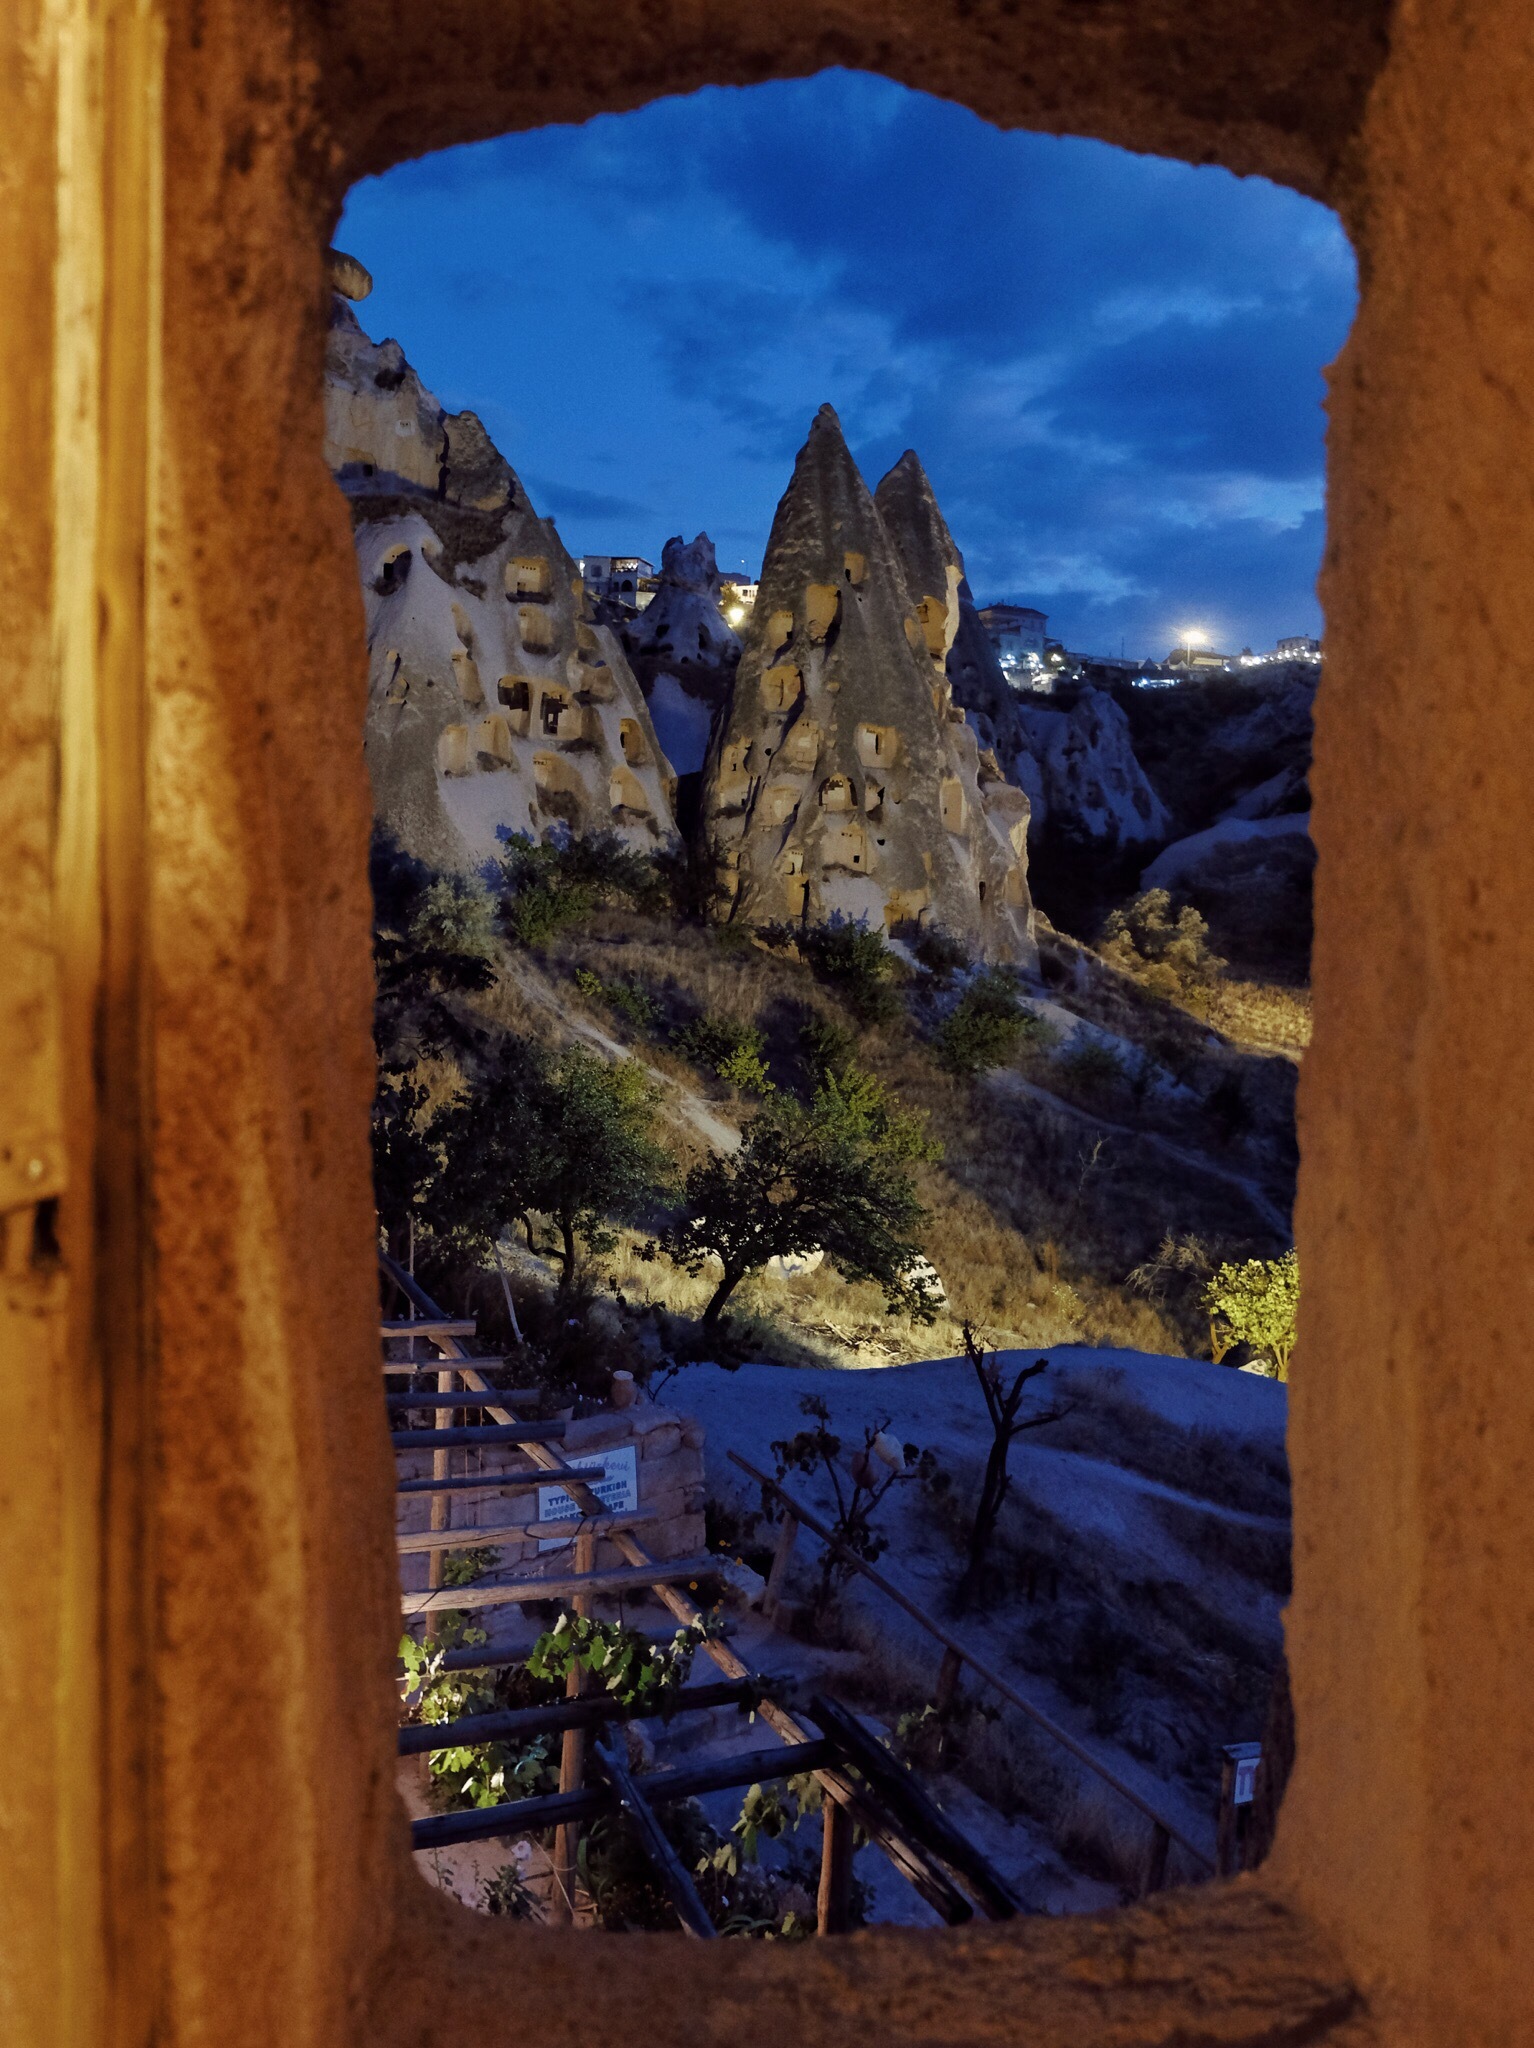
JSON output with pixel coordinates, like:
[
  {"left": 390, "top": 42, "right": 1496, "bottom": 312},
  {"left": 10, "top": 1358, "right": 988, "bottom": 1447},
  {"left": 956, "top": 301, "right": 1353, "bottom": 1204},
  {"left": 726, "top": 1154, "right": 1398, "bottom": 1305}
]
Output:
[
  {"left": 389, "top": 1423, "right": 568, "bottom": 1451},
  {"left": 396, "top": 1676, "right": 774, "bottom": 1756},
  {"left": 400, "top": 1554, "right": 718, "bottom": 1617},
  {"left": 396, "top": 1510, "right": 648, "bottom": 1555},
  {"left": 594, "top": 1737, "right": 716, "bottom": 1938},
  {"left": 802, "top": 1694, "right": 1027, "bottom": 1921},
  {"left": 409, "top": 1738, "right": 839, "bottom": 1854},
  {"left": 817, "top": 1793, "right": 855, "bottom": 1936},
  {"left": 380, "top": 1317, "right": 477, "bottom": 1340},
  {"left": 396, "top": 1469, "right": 589, "bottom": 1496}
]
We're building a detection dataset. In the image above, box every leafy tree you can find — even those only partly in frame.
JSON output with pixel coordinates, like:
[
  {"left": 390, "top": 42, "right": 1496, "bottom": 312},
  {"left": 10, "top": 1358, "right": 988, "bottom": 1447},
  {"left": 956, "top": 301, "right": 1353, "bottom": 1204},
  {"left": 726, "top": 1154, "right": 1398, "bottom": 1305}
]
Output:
[
  {"left": 793, "top": 914, "right": 903, "bottom": 1024},
  {"left": 371, "top": 831, "right": 498, "bottom": 1064},
  {"left": 659, "top": 1082, "right": 940, "bottom": 1327},
  {"left": 371, "top": 1071, "right": 442, "bottom": 1263},
  {"left": 1202, "top": 1251, "right": 1299, "bottom": 1378},
  {"left": 953, "top": 1325, "right": 1069, "bottom": 1612},
  {"left": 431, "top": 1039, "right": 674, "bottom": 1293}
]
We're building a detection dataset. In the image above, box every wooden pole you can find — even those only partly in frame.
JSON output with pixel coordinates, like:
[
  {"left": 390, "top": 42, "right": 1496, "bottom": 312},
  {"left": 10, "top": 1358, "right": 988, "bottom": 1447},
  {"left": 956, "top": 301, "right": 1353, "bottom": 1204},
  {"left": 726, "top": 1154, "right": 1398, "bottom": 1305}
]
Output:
[
  {"left": 762, "top": 1513, "right": 799, "bottom": 1623},
  {"left": 426, "top": 1365, "right": 453, "bottom": 1599},
  {"left": 550, "top": 1526, "right": 596, "bottom": 1924},
  {"left": 817, "top": 1793, "right": 855, "bottom": 1935},
  {"left": 1142, "top": 1821, "right": 1172, "bottom": 1897}
]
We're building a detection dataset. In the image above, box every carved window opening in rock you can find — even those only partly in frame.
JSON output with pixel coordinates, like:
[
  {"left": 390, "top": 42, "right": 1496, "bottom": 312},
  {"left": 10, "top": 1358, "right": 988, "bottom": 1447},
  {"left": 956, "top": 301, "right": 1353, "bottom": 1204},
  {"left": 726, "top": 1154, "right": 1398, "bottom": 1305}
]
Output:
[
  {"left": 805, "top": 582, "right": 840, "bottom": 644},
  {"left": 765, "top": 783, "right": 799, "bottom": 826},
  {"left": 507, "top": 555, "right": 551, "bottom": 598},
  {"left": 497, "top": 675, "right": 532, "bottom": 733},
  {"left": 313, "top": 60, "right": 1351, "bottom": 1987},
  {"left": 619, "top": 718, "right": 647, "bottom": 766},
  {"left": 761, "top": 663, "right": 802, "bottom": 712},
  {"left": 819, "top": 775, "right": 854, "bottom": 813},
  {"left": 533, "top": 750, "right": 584, "bottom": 828},
  {"left": 609, "top": 766, "right": 650, "bottom": 816},
  {"left": 373, "top": 542, "right": 411, "bottom": 596},
  {"left": 436, "top": 724, "right": 471, "bottom": 778},
  {"left": 856, "top": 723, "right": 895, "bottom": 767},
  {"left": 823, "top": 817, "right": 869, "bottom": 871},
  {"left": 939, "top": 777, "right": 967, "bottom": 834},
  {"left": 475, "top": 714, "right": 514, "bottom": 769},
  {"left": 843, "top": 551, "right": 867, "bottom": 586},
  {"left": 450, "top": 648, "right": 485, "bottom": 707},
  {"left": 783, "top": 718, "right": 821, "bottom": 769},
  {"left": 539, "top": 688, "right": 569, "bottom": 737},
  {"left": 518, "top": 603, "right": 555, "bottom": 653}
]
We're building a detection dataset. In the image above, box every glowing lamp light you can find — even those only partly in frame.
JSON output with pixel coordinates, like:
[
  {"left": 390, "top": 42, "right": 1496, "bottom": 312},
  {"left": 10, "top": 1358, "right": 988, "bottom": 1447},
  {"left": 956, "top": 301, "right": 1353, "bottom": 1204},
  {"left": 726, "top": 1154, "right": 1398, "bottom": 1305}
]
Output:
[{"left": 1176, "top": 626, "right": 1206, "bottom": 648}]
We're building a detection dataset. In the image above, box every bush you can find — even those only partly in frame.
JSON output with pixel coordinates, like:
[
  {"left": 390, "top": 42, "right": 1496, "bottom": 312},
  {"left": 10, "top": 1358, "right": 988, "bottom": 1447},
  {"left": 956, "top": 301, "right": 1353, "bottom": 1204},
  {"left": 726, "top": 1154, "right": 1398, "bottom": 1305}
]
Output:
[
  {"left": 1052, "top": 1037, "right": 1128, "bottom": 1103},
  {"left": 671, "top": 1014, "right": 772, "bottom": 1092},
  {"left": 1098, "top": 889, "right": 1225, "bottom": 1011},
  {"left": 574, "top": 967, "right": 660, "bottom": 1032},
  {"left": 797, "top": 915, "right": 903, "bottom": 1024},
  {"left": 912, "top": 926, "right": 972, "bottom": 979},
  {"left": 500, "top": 830, "right": 667, "bottom": 946},
  {"left": 936, "top": 969, "right": 1044, "bottom": 1075},
  {"left": 1202, "top": 1251, "right": 1299, "bottom": 1378}
]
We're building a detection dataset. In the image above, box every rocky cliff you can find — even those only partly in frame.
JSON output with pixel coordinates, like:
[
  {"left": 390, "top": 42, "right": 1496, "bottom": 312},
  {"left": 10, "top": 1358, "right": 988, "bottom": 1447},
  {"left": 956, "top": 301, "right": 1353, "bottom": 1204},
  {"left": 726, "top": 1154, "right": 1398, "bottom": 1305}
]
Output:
[
  {"left": 323, "top": 278, "right": 678, "bottom": 874},
  {"left": 621, "top": 532, "right": 741, "bottom": 705},
  {"left": 699, "top": 406, "right": 1033, "bottom": 962}
]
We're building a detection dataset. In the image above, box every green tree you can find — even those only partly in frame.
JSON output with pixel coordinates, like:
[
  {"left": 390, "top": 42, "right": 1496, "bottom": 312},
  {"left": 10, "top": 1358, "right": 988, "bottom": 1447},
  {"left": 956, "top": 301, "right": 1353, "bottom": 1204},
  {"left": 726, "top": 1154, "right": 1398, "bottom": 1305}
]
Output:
[
  {"left": 1202, "top": 1251, "right": 1299, "bottom": 1378},
  {"left": 660, "top": 1082, "right": 940, "bottom": 1327},
  {"left": 432, "top": 1040, "right": 674, "bottom": 1294},
  {"left": 1098, "top": 888, "right": 1225, "bottom": 1010}
]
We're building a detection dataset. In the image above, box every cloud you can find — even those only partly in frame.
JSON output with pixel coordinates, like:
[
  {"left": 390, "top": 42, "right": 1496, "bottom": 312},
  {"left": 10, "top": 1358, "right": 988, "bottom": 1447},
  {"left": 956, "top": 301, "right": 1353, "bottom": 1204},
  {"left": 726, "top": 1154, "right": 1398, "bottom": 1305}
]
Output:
[
  {"left": 521, "top": 474, "right": 653, "bottom": 523},
  {"left": 338, "top": 69, "right": 1356, "bottom": 652}
]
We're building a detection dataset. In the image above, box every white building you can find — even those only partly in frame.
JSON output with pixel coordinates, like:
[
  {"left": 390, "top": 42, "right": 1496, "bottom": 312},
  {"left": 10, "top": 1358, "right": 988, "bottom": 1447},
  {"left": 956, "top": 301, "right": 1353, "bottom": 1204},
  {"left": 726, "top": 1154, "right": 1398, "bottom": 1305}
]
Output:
[
  {"left": 719, "top": 571, "right": 758, "bottom": 624},
  {"left": 579, "top": 555, "right": 655, "bottom": 607},
  {"left": 978, "top": 603, "right": 1048, "bottom": 679},
  {"left": 1275, "top": 634, "right": 1322, "bottom": 659}
]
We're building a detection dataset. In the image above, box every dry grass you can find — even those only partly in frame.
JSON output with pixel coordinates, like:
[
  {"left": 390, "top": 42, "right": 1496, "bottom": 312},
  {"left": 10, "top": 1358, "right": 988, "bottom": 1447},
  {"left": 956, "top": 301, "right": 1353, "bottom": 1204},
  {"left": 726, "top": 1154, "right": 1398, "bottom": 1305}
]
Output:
[{"left": 1205, "top": 979, "right": 1311, "bottom": 1053}]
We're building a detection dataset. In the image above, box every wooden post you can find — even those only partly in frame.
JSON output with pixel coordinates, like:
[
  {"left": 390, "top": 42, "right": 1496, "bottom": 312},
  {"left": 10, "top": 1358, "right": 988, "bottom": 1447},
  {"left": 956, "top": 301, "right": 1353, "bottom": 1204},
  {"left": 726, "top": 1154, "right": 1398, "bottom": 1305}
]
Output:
[
  {"left": 817, "top": 1791, "right": 855, "bottom": 1935},
  {"left": 762, "top": 1514, "right": 798, "bottom": 1623},
  {"left": 550, "top": 1527, "right": 596, "bottom": 1924},
  {"left": 933, "top": 1644, "right": 964, "bottom": 1762},
  {"left": 1142, "top": 1821, "right": 1171, "bottom": 1897},
  {"left": 426, "top": 1362, "right": 454, "bottom": 1599}
]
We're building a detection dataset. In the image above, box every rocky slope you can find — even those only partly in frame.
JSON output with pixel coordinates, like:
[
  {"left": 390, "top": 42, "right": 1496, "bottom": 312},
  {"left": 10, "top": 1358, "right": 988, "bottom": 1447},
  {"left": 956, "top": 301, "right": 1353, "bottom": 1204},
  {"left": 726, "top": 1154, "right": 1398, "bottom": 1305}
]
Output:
[
  {"left": 700, "top": 406, "right": 1034, "bottom": 963},
  {"left": 324, "top": 279, "right": 678, "bottom": 873}
]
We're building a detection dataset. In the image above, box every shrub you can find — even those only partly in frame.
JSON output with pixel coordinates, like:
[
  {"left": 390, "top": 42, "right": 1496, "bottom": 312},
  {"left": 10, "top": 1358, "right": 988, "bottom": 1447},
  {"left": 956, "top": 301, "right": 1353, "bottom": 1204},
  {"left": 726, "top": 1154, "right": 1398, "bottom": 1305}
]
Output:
[
  {"left": 797, "top": 915, "right": 903, "bottom": 1024},
  {"left": 1052, "top": 1037, "right": 1128, "bottom": 1102},
  {"left": 671, "top": 1014, "right": 773, "bottom": 1092},
  {"left": 1098, "top": 889, "right": 1225, "bottom": 1011},
  {"left": 574, "top": 967, "right": 660, "bottom": 1032},
  {"left": 936, "top": 969, "right": 1045, "bottom": 1075},
  {"left": 1202, "top": 1250, "right": 1299, "bottom": 1378},
  {"left": 912, "top": 926, "right": 972, "bottom": 979},
  {"left": 500, "top": 830, "right": 667, "bottom": 946}
]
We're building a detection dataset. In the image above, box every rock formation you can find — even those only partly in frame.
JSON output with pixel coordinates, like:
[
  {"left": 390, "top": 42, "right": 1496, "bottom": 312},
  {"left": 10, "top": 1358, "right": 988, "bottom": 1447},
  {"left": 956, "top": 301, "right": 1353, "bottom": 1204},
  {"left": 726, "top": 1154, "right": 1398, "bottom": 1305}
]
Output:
[
  {"left": 323, "top": 282, "right": 678, "bottom": 874},
  {"left": 873, "top": 449, "right": 1030, "bottom": 778},
  {"left": 699, "top": 406, "right": 1033, "bottom": 962},
  {"left": 1012, "top": 689, "right": 1172, "bottom": 854},
  {"left": 621, "top": 532, "right": 741, "bottom": 704}
]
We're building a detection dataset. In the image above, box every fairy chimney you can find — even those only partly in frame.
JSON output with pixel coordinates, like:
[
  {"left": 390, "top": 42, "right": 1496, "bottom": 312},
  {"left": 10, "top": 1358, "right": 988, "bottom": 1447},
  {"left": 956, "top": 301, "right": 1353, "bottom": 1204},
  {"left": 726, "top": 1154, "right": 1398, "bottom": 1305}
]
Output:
[{"left": 700, "top": 407, "right": 1033, "bottom": 961}]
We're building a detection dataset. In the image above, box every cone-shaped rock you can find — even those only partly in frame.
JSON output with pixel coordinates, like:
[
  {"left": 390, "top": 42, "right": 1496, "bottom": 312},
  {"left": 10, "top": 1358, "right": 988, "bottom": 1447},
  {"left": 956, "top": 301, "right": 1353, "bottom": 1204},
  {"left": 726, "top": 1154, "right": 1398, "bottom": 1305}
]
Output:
[
  {"left": 324, "top": 293, "right": 678, "bottom": 872},
  {"left": 701, "top": 407, "right": 1033, "bottom": 960},
  {"left": 873, "top": 448, "right": 1030, "bottom": 778}
]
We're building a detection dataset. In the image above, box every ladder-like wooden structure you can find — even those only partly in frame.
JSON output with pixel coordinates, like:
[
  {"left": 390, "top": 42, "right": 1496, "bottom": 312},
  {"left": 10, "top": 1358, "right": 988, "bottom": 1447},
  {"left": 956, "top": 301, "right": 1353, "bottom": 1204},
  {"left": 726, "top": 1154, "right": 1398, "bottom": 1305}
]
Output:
[{"left": 382, "top": 1257, "right": 1031, "bottom": 1935}]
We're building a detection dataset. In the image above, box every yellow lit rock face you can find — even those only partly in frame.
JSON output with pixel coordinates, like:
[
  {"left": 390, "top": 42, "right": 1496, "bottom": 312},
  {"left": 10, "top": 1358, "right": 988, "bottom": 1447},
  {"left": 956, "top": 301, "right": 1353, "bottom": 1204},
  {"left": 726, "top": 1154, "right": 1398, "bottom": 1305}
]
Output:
[
  {"left": 700, "top": 405, "right": 1034, "bottom": 961},
  {"left": 323, "top": 297, "right": 678, "bottom": 869}
]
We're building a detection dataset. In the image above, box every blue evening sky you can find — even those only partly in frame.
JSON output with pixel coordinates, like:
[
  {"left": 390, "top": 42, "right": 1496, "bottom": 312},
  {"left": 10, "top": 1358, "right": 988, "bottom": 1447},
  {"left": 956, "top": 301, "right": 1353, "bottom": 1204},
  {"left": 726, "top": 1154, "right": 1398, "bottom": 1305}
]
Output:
[{"left": 337, "top": 70, "right": 1356, "bottom": 660}]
